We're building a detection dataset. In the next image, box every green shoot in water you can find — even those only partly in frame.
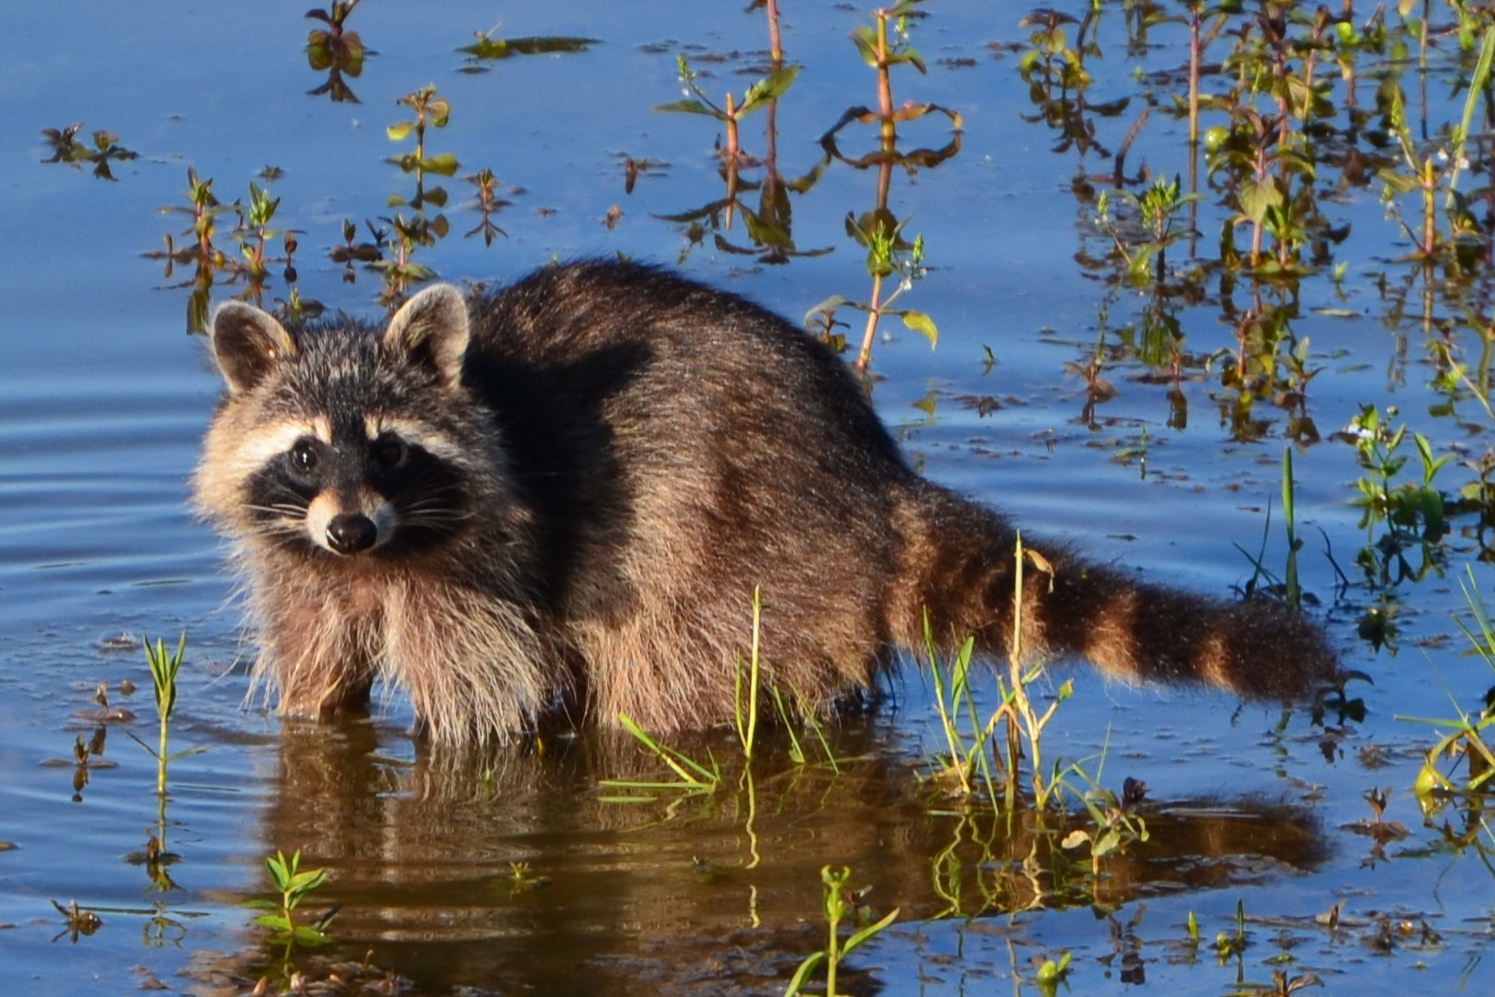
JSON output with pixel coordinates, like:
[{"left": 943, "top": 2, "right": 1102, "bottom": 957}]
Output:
[
  {"left": 248, "top": 848, "right": 335, "bottom": 948},
  {"left": 782, "top": 865, "right": 899, "bottom": 997}
]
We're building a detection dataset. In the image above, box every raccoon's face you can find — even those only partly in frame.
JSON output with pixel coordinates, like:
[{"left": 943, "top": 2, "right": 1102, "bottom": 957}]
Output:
[
  {"left": 198, "top": 284, "right": 491, "bottom": 561},
  {"left": 242, "top": 411, "right": 468, "bottom": 557}
]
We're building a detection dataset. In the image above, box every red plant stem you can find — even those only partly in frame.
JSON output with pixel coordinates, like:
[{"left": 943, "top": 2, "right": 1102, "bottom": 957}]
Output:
[
  {"left": 856, "top": 272, "right": 884, "bottom": 371},
  {"left": 766, "top": 0, "right": 782, "bottom": 68},
  {"left": 876, "top": 11, "right": 895, "bottom": 146},
  {"left": 1188, "top": 6, "right": 1200, "bottom": 147},
  {"left": 1423, "top": 162, "right": 1436, "bottom": 256},
  {"left": 1251, "top": 148, "right": 1267, "bottom": 266},
  {"left": 724, "top": 92, "right": 739, "bottom": 161}
]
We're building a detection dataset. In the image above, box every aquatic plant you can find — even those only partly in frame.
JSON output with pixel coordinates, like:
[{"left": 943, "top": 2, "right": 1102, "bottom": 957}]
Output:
[
  {"left": 1000, "top": 535, "right": 1071, "bottom": 809},
  {"left": 456, "top": 29, "right": 598, "bottom": 69},
  {"left": 50, "top": 899, "right": 103, "bottom": 944},
  {"left": 248, "top": 848, "right": 335, "bottom": 949},
  {"left": 463, "top": 168, "right": 513, "bottom": 245},
  {"left": 734, "top": 587, "right": 764, "bottom": 759},
  {"left": 601, "top": 583, "right": 847, "bottom": 803},
  {"left": 39, "top": 122, "right": 137, "bottom": 180},
  {"left": 917, "top": 530, "right": 1160, "bottom": 826},
  {"left": 655, "top": 54, "right": 799, "bottom": 165},
  {"left": 305, "top": 0, "right": 366, "bottom": 102},
  {"left": 924, "top": 622, "right": 995, "bottom": 799},
  {"left": 376, "top": 84, "right": 459, "bottom": 301},
  {"left": 811, "top": 0, "right": 957, "bottom": 369},
  {"left": 1215, "top": 897, "right": 1249, "bottom": 964},
  {"left": 233, "top": 178, "right": 300, "bottom": 288},
  {"left": 1057, "top": 768, "right": 1150, "bottom": 877},
  {"left": 1095, "top": 174, "right": 1201, "bottom": 285},
  {"left": 652, "top": 42, "right": 822, "bottom": 262},
  {"left": 134, "top": 632, "right": 186, "bottom": 798},
  {"left": 1033, "top": 951, "right": 1072, "bottom": 997},
  {"left": 1400, "top": 567, "right": 1495, "bottom": 802},
  {"left": 782, "top": 865, "right": 899, "bottom": 997},
  {"left": 602, "top": 713, "right": 723, "bottom": 798},
  {"left": 1236, "top": 448, "right": 1307, "bottom": 608},
  {"left": 56, "top": 728, "right": 115, "bottom": 803},
  {"left": 1343, "top": 403, "right": 1452, "bottom": 587},
  {"left": 119, "top": 633, "right": 200, "bottom": 893}
]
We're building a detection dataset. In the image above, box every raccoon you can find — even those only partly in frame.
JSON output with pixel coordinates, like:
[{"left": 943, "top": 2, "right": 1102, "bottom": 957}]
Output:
[{"left": 194, "top": 260, "right": 1337, "bottom": 744}]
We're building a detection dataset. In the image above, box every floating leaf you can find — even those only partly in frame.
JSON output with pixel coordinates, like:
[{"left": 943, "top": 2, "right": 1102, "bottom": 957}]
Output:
[{"left": 458, "top": 34, "right": 599, "bottom": 61}]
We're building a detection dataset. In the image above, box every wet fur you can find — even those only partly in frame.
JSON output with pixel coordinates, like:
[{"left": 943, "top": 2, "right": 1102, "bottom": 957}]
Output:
[{"left": 195, "top": 261, "right": 1336, "bottom": 744}]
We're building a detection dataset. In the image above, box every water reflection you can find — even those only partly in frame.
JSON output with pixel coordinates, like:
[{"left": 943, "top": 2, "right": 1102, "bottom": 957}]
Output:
[{"left": 213, "top": 717, "right": 1332, "bottom": 994}]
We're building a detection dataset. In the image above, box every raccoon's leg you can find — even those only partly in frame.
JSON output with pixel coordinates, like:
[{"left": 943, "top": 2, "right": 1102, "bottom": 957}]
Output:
[
  {"left": 889, "top": 484, "right": 1337, "bottom": 701},
  {"left": 253, "top": 581, "right": 379, "bottom": 718},
  {"left": 378, "top": 577, "right": 556, "bottom": 744},
  {"left": 570, "top": 592, "right": 881, "bottom": 734}
]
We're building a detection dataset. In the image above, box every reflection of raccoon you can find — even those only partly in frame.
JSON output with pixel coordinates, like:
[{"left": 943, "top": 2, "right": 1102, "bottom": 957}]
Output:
[{"left": 195, "top": 260, "right": 1336, "bottom": 744}]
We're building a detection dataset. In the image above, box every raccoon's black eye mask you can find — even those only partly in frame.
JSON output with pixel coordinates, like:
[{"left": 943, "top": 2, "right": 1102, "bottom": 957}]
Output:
[{"left": 371, "top": 434, "right": 406, "bottom": 468}]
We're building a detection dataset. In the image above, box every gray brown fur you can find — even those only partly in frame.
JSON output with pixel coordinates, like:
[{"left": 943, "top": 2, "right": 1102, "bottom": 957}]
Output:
[{"left": 194, "top": 260, "right": 1336, "bottom": 744}]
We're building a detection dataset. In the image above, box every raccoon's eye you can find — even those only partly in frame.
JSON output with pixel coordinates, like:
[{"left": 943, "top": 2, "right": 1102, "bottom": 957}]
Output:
[
  {"left": 289, "top": 440, "right": 320, "bottom": 474},
  {"left": 372, "top": 436, "right": 406, "bottom": 468}
]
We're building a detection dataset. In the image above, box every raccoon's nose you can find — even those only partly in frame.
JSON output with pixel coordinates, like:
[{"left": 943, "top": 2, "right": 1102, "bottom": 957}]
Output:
[{"left": 326, "top": 513, "right": 379, "bottom": 555}]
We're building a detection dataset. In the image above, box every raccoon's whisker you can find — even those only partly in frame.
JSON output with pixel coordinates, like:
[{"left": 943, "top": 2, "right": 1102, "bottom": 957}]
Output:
[
  {"left": 401, "top": 514, "right": 471, "bottom": 532},
  {"left": 394, "top": 500, "right": 472, "bottom": 523},
  {"left": 397, "top": 500, "right": 470, "bottom": 519},
  {"left": 394, "top": 491, "right": 456, "bottom": 507},
  {"left": 244, "top": 502, "right": 308, "bottom": 520},
  {"left": 246, "top": 522, "right": 308, "bottom": 543},
  {"left": 397, "top": 511, "right": 466, "bottom": 526}
]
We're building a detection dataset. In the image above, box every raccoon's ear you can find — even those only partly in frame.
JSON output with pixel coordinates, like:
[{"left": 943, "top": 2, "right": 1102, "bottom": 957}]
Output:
[
  {"left": 383, "top": 283, "right": 470, "bottom": 390},
  {"left": 209, "top": 302, "right": 299, "bottom": 395}
]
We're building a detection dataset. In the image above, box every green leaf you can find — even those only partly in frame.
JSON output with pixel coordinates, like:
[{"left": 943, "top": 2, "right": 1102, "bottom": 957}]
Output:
[
  {"left": 803, "top": 296, "right": 862, "bottom": 328},
  {"left": 458, "top": 35, "right": 599, "bottom": 60},
  {"left": 842, "top": 906, "right": 900, "bottom": 955},
  {"left": 851, "top": 25, "right": 879, "bottom": 66},
  {"left": 292, "top": 925, "right": 331, "bottom": 946},
  {"left": 651, "top": 99, "right": 722, "bottom": 118},
  {"left": 897, "top": 310, "right": 938, "bottom": 348},
  {"left": 288, "top": 868, "right": 327, "bottom": 895},
  {"left": 1092, "top": 827, "right": 1122, "bottom": 857},
  {"left": 386, "top": 121, "right": 415, "bottom": 142},
  {"left": 783, "top": 952, "right": 826, "bottom": 994},
  {"left": 1237, "top": 177, "right": 1282, "bottom": 224},
  {"left": 1376, "top": 168, "right": 1420, "bottom": 196},
  {"left": 739, "top": 64, "right": 800, "bottom": 114},
  {"left": 421, "top": 153, "right": 460, "bottom": 177}
]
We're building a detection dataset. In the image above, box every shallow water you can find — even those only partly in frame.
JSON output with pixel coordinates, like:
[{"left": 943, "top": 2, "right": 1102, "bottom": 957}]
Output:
[{"left": 3, "top": 1, "right": 1495, "bottom": 995}]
